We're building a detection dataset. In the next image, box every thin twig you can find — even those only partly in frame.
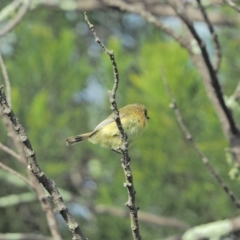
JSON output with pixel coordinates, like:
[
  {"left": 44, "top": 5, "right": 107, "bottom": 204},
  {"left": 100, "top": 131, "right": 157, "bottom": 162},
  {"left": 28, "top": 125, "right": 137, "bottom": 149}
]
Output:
[
  {"left": 223, "top": 0, "right": 240, "bottom": 12},
  {"left": 161, "top": 70, "right": 240, "bottom": 209},
  {"left": 196, "top": 0, "right": 222, "bottom": 71},
  {"left": 84, "top": 12, "right": 141, "bottom": 240},
  {"left": 0, "top": 52, "right": 11, "bottom": 107},
  {"left": 94, "top": 204, "right": 189, "bottom": 229},
  {"left": 170, "top": 2, "right": 239, "bottom": 137},
  {"left": 0, "top": 86, "right": 87, "bottom": 240},
  {"left": 0, "top": 161, "right": 34, "bottom": 188},
  {"left": 0, "top": 0, "right": 30, "bottom": 37},
  {"left": 0, "top": 0, "right": 22, "bottom": 23},
  {"left": 0, "top": 142, "right": 21, "bottom": 161}
]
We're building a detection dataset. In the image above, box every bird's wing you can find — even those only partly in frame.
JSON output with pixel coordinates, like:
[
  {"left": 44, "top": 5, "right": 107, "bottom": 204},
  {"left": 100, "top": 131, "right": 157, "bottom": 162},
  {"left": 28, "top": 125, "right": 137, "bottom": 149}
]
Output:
[{"left": 90, "top": 112, "right": 130, "bottom": 135}]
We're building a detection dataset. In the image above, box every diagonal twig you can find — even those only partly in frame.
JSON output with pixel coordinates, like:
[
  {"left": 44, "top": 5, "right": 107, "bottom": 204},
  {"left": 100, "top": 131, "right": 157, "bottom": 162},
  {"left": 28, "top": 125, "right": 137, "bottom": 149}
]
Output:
[
  {"left": 94, "top": 204, "right": 189, "bottom": 229},
  {"left": 222, "top": 0, "right": 240, "bottom": 12},
  {"left": 0, "top": 52, "right": 11, "bottom": 107},
  {"left": 0, "top": 0, "right": 22, "bottom": 23},
  {"left": 84, "top": 12, "right": 141, "bottom": 240},
  {"left": 0, "top": 161, "right": 34, "bottom": 188},
  {"left": 0, "top": 0, "right": 30, "bottom": 37},
  {"left": 0, "top": 86, "right": 87, "bottom": 240},
  {"left": 170, "top": 2, "right": 239, "bottom": 137},
  {"left": 196, "top": 0, "right": 222, "bottom": 71},
  {"left": 161, "top": 70, "right": 240, "bottom": 209},
  {"left": 0, "top": 142, "right": 21, "bottom": 161}
]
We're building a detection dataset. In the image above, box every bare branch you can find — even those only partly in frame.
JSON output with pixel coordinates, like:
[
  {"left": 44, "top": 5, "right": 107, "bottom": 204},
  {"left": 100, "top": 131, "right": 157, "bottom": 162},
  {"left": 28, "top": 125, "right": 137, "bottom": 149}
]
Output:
[
  {"left": 170, "top": 2, "right": 239, "bottom": 137},
  {"left": 0, "top": 161, "right": 34, "bottom": 188},
  {"left": 94, "top": 204, "right": 189, "bottom": 229},
  {"left": 223, "top": 0, "right": 240, "bottom": 12},
  {"left": 0, "top": 55, "right": 62, "bottom": 240},
  {"left": 0, "top": 52, "right": 11, "bottom": 107},
  {"left": 38, "top": 0, "right": 235, "bottom": 26},
  {"left": 84, "top": 12, "right": 141, "bottom": 240},
  {"left": 0, "top": 0, "right": 30, "bottom": 37},
  {"left": 0, "top": 0, "right": 22, "bottom": 23},
  {"left": 196, "top": 0, "right": 222, "bottom": 71},
  {"left": 0, "top": 86, "right": 87, "bottom": 240},
  {"left": 161, "top": 71, "right": 240, "bottom": 209},
  {"left": 0, "top": 142, "right": 21, "bottom": 161}
]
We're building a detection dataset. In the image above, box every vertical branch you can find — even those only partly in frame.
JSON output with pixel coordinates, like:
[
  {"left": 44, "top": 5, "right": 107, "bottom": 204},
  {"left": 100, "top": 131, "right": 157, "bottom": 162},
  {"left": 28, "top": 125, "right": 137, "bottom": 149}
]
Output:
[
  {"left": 83, "top": 13, "right": 126, "bottom": 144},
  {"left": 84, "top": 12, "right": 141, "bottom": 240},
  {"left": 0, "top": 86, "right": 87, "bottom": 240},
  {"left": 161, "top": 71, "right": 240, "bottom": 209}
]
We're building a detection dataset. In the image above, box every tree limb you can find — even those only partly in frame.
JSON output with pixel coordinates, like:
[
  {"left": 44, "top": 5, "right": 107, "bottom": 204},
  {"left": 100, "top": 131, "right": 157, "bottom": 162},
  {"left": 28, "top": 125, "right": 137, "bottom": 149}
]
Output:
[
  {"left": 0, "top": 161, "right": 34, "bottom": 188},
  {"left": 162, "top": 71, "right": 240, "bottom": 209},
  {"left": 196, "top": 0, "right": 222, "bottom": 72},
  {"left": 94, "top": 204, "right": 189, "bottom": 230},
  {"left": 0, "top": 86, "right": 87, "bottom": 240},
  {"left": 0, "top": 55, "right": 62, "bottom": 240},
  {"left": 84, "top": 12, "right": 141, "bottom": 240},
  {"left": 170, "top": 1, "right": 239, "bottom": 137},
  {"left": 38, "top": 0, "right": 235, "bottom": 26},
  {"left": 103, "top": 0, "right": 190, "bottom": 51},
  {"left": 223, "top": 0, "right": 240, "bottom": 12},
  {"left": 0, "top": 0, "right": 30, "bottom": 37},
  {"left": 0, "top": 142, "right": 21, "bottom": 161}
]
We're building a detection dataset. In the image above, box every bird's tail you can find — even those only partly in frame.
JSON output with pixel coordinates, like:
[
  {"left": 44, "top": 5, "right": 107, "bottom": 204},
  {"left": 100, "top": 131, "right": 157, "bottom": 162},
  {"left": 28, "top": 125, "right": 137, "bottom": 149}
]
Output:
[{"left": 66, "top": 132, "right": 92, "bottom": 146}]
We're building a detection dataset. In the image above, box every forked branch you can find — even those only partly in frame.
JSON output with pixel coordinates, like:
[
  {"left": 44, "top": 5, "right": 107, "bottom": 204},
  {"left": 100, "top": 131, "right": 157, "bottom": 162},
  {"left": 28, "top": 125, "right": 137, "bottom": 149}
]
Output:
[
  {"left": 0, "top": 86, "right": 87, "bottom": 240},
  {"left": 170, "top": 2, "right": 239, "bottom": 137},
  {"left": 161, "top": 71, "right": 240, "bottom": 209}
]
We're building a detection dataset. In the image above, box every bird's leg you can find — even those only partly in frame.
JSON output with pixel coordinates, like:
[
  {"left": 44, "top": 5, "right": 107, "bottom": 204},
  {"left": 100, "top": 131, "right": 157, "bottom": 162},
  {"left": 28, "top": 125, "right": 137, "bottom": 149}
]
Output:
[{"left": 111, "top": 148, "right": 122, "bottom": 154}]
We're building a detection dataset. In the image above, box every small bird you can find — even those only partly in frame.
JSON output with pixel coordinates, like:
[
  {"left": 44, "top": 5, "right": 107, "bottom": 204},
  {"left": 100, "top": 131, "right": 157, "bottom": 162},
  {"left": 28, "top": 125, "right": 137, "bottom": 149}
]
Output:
[{"left": 66, "top": 103, "right": 149, "bottom": 152}]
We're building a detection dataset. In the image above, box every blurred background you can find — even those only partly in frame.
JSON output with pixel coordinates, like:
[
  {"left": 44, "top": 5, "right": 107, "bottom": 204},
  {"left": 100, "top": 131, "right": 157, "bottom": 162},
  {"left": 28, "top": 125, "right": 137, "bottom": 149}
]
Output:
[{"left": 0, "top": 1, "right": 240, "bottom": 239}]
